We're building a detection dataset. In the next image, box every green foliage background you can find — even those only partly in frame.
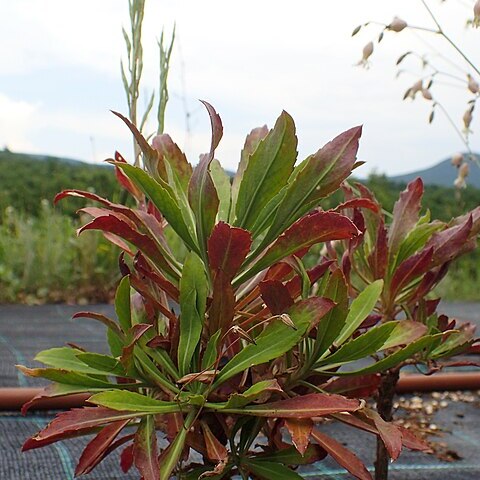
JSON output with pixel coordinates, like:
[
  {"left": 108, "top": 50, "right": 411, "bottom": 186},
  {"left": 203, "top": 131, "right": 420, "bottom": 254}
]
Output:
[{"left": 0, "top": 150, "right": 478, "bottom": 303}]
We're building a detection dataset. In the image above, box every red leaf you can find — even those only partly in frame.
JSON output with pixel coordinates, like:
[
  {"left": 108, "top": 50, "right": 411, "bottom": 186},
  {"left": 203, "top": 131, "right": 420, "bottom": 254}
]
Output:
[
  {"left": 201, "top": 422, "right": 228, "bottom": 462},
  {"left": 389, "top": 178, "right": 423, "bottom": 254},
  {"left": 251, "top": 211, "right": 359, "bottom": 276},
  {"left": 426, "top": 215, "right": 473, "bottom": 266},
  {"left": 244, "top": 393, "right": 360, "bottom": 418},
  {"left": 114, "top": 151, "right": 144, "bottom": 200},
  {"left": 121, "top": 324, "right": 153, "bottom": 370},
  {"left": 362, "top": 409, "right": 402, "bottom": 461},
  {"left": 134, "top": 253, "right": 180, "bottom": 302},
  {"left": 188, "top": 101, "right": 222, "bottom": 247},
  {"left": 78, "top": 214, "right": 169, "bottom": 270},
  {"left": 302, "top": 126, "right": 362, "bottom": 202},
  {"left": 22, "top": 407, "right": 138, "bottom": 451},
  {"left": 111, "top": 111, "right": 163, "bottom": 180},
  {"left": 334, "top": 198, "right": 380, "bottom": 213},
  {"left": 55, "top": 189, "right": 139, "bottom": 225},
  {"left": 324, "top": 374, "right": 381, "bottom": 398},
  {"left": 259, "top": 280, "right": 294, "bottom": 315},
  {"left": 72, "top": 311, "right": 124, "bottom": 338},
  {"left": 207, "top": 221, "right": 252, "bottom": 279},
  {"left": 368, "top": 220, "right": 388, "bottom": 280},
  {"left": 75, "top": 419, "right": 130, "bottom": 476},
  {"left": 311, "top": 428, "right": 372, "bottom": 480},
  {"left": 397, "top": 426, "right": 432, "bottom": 452},
  {"left": 390, "top": 247, "right": 433, "bottom": 299},
  {"left": 208, "top": 271, "right": 235, "bottom": 334},
  {"left": 152, "top": 133, "right": 192, "bottom": 191},
  {"left": 285, "top": 418, "right": 313, "bottom": 455},
  {"left": 120, "top": 444, "right": 135, "bottom": 473}
]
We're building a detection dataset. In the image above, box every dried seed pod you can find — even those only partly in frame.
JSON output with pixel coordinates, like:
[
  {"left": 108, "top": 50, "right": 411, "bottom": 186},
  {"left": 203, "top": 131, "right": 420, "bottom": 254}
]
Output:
[
  {"left": 459, "top": 162, "right": 470, "bottom": 179},
  {"left": 388, "top": 16, "right": 408, "bottom": 33},
  {"left": 451, "top": 152, "right": 463, "bottom": 167},
  {"left": 474, "top": 0, "right": 480, "bottom": 27},
  {"left": 454, "top": 176, "right": 466, "bottom": 189},
  {"left": 467, "top": 74, "right": 479, "bottom": 94},
  {"left": 422, "top": 89, "right": 433, "bottom": 100},
  {"left": 463, "top": 108, "right": 473, "bottom": 131},
  {"left": 357, "top": 41, "right": 374, "bottom": 67}
]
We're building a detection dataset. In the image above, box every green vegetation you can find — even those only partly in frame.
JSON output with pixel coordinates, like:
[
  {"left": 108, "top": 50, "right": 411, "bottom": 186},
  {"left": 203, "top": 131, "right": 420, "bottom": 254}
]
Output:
[
  {"left": 0, "top": 149, "right": 121, "bottom": 216},
  {"left": 0, "top": 152, "right": 478, "bottom": 303}
]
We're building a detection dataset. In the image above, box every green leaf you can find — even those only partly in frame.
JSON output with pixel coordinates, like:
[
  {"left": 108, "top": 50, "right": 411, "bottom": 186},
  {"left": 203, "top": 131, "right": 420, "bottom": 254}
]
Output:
[
  {"left": 159, "top": 410, "right": 197, "bottom": 480},
  {"left": 224, "top": 380, "right": 282, "bottom": 409},
  {"left": 255, "top": 445, "right": 324, "bottom": 465},
  {"left": 178, "top": 252, "right": 208, "bottom": 376},
  {"left": 76, "top": 353, "right": 126, "bottom": 377},
  {"left": 107, "top": 327, "right": 124, "bottom": 357},
  {"left": 88, "top": 390, "right": 182, "bottom": 413},
  {"left": 244, "top": 460, "right": 303, "bottom": 480},
  {"left": 212, "top": 298, "right": 330, "bottom": 388},
  {"left": 133, "top": 347, "right": 179, "bottom": 393},
  {"left": 334, "top": 280, "right": 383, "bottom": 346},
  {"left": 134, "top": 415, "right": 159, "bottom": 480},
  {"left": 314, "top": 269, "right": 348, "bottom": 359},
  {"left": 35, "top": 348, "right": 114, "bottom": 376},
  {"left": 262, "top": 126, "right": 362, "bottom": 247},
  {"left": 230, "top": 125, "right": 269, "bottom": 223},
  {"left": 115, "top": 276, "right": 131, "bottom": 331},
  {"left": 210, "top": 159, "right": 232, "bottom": 222},
  {"left": 395, "top": 221, "right": 443, "bottom": 268},
  {"left": 117, "top": 163, "right": 198, "bottom": 252},
  {"left": 235, "top": 111, "right": 297, "bottom": 232},
  {"left": 324, "top": 334, "right": 442, "bottom": 375},
  {"left": 202, "top": 330, "right": 222, "bottom": 370},
  {"left": 317, "top": 322, "right": 398, "bottom": 368},
  {"left": 17, "top": 366, "right": 117, "bottom": 388}
]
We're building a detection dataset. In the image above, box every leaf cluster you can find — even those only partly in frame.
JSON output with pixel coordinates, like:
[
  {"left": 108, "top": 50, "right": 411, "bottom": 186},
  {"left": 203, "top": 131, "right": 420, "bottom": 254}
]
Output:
[{"left": 20, "top": 103, "right": 477, "bottom": 480}]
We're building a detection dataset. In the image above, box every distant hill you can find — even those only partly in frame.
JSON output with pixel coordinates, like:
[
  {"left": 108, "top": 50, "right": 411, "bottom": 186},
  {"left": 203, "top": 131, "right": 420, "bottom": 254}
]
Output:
[
  {"left": 0, "top": 150, "right": 120, "bottom": 216},
  {"left": 389, "top": 154, "right": 480, "bottom": 188}
]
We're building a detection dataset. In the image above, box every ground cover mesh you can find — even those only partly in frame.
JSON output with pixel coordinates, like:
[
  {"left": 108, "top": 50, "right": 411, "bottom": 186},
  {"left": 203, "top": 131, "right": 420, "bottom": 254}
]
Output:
[{"left": 0, "top": 304, "right": 478, "bottom": 479}]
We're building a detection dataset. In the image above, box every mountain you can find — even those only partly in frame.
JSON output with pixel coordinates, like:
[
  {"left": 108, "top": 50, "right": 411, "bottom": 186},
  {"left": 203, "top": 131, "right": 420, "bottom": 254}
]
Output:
[
  {"left": 0, "top": 149, "right": 119, "bottom": 216},
  {"left": 389, "top": 154, "right": 480, "bottom": 188}
]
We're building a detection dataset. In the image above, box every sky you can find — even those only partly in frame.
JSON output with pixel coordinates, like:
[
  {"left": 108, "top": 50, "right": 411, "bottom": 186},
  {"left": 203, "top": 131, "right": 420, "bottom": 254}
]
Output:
[{"left": 0, "top": 0, "right": 479, "bottom": 177}]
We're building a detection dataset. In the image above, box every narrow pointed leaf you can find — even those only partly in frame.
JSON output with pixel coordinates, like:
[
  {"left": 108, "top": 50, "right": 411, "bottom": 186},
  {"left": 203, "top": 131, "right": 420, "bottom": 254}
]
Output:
[
  {"left": 188, "top": 101, "right": 222, "bottom": 256},
  {"left": 389, "top": 178, "right": 423, "bottom": 255},
  {"left": 334, "top": 279, "right": 383, "bottom": 346},
  {"left": 235, "top": 111, "right": 297, "bottom": 231},
  {"left": 178, "top": 252, "right": 207, "bottom": 375},
  {"left": 217, "top": 392, "right": 360, "bottom": 417},
  {"left": 75, "top": 419, "right": 130, "bottom": 476},
  {"left": 88, "top": 390, "right": 182, "bottom": 413},
  {"left": 230, "top": 125, "right": 269, "bottom": 222},
  {"left": 311, "top": 429, "right": 372, "bottom": 480},
  {"left": 245, "top": 460, "right": 303, "bottom": 480}
]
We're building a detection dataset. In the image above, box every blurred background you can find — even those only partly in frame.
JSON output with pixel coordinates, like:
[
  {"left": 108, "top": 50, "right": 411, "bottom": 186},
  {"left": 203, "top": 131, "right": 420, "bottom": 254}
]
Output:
[{"left": 0, "top": 0, "right": 479, "bottom": 304}]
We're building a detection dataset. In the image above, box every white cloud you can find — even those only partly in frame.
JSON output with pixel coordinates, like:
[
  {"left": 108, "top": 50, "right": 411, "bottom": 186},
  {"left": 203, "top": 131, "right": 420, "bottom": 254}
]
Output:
[
  {"left": 0, "top": 0, "right": 478, "bottom": 174},
  {"left": 0, "top": 94, "right": 39, "bottom": 151}
]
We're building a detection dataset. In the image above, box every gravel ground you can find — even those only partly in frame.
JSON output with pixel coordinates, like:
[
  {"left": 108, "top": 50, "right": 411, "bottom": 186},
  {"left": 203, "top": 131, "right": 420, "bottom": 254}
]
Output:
[{"left": 0, "top": 303, "right": 478, "bottom": 479}]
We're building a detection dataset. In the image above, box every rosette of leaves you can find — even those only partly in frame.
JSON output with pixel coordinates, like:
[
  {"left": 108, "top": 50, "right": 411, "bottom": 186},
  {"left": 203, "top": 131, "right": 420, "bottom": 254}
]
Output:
[
  {"left": 325, "top": 179, "right": 479, "bottom": 478},
  {"left": 20, "top": 103, "right": 430, "bottom": 480}
]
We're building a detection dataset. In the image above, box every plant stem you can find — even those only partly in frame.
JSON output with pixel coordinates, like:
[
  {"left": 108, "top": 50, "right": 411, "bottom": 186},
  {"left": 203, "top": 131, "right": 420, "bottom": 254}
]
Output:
[
  {"left": 420, "top": 0, "right": 480, "bottom": 76},
  {"left": 374, "top": 369, "right": 400, "bottom": 480}
]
